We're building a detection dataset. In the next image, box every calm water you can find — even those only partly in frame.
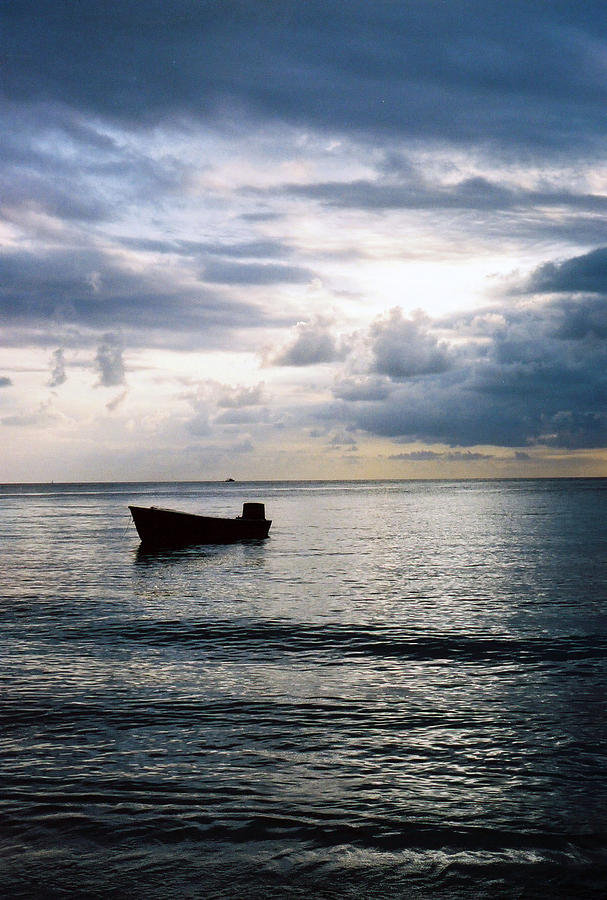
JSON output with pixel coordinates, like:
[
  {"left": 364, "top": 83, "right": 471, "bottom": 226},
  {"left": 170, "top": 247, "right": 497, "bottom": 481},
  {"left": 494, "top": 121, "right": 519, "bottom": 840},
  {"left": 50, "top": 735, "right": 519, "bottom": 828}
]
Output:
[{"left": 1, "top": 479, "right": 606, "bottom": 898}]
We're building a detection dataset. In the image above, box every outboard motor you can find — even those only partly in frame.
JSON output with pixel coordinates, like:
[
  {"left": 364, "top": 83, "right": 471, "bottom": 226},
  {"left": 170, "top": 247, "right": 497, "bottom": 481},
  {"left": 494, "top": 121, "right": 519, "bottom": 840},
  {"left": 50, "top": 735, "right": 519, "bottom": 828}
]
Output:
[{"left": 242, "top": 502, "right": 266, "bottom": 520}]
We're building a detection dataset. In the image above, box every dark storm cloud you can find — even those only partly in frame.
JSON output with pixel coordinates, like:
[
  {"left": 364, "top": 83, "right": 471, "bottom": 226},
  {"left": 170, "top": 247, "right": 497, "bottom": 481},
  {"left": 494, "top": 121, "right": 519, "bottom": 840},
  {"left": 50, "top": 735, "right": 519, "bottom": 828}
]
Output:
[
  {"left": 528, "top": 247, "right": 607, "bottom": 296},
  {"left": 350, "top": 380, "right": 536, "bottom": 448},
  {"left": 0, "top": 247, "right": 280, "bottom": 348},
  {"left": 550, "top": 297, "right": 607, "bottom": 341},
  {"left": 5, "top": 1, "right": 607, "bottom": 152},
  {"left": 334, "top": 286, "right": 607, "bottom": 450}
]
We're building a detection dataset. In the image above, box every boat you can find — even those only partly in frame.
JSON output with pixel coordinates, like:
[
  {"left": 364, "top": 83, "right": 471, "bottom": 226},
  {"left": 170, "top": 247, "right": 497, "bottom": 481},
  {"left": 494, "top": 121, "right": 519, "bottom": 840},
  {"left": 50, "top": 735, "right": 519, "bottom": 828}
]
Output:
[{"left": 128, "top": 502, "right": 271, "bottom": 548}]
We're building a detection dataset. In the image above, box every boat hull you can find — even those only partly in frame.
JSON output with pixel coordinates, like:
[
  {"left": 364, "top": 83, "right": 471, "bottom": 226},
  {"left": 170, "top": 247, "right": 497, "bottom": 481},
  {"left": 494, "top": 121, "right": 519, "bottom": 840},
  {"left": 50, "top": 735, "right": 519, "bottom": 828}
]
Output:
[{"left": 129, "top": 505, "right": 271, "bottom": 548}]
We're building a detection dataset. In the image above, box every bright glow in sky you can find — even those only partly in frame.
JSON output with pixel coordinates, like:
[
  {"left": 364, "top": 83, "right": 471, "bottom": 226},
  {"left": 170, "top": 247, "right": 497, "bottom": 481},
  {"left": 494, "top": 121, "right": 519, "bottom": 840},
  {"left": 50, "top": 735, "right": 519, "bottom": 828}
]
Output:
[{"left": 2, "top": 1, "right": 607, "bottom": 480}]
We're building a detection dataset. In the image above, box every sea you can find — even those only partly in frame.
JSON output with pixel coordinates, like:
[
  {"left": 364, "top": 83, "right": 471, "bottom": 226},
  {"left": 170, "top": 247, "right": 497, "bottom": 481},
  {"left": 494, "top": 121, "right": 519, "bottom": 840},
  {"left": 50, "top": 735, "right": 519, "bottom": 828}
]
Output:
[{"left": 1, "top": 478, "right": 606, "bottom": 899}]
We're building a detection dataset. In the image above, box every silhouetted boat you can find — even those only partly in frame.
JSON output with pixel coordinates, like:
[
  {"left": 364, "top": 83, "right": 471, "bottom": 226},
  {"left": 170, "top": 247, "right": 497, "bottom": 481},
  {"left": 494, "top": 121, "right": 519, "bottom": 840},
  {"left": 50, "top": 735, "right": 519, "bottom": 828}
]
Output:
[{"left": 128, "top": 502, "right": 271, "bottom": 548}]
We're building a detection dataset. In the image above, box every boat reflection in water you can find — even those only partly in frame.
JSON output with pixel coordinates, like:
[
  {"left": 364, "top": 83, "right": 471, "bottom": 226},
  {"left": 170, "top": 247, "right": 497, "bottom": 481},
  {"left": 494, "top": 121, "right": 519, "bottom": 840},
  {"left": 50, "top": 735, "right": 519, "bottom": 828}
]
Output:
[{"left": 128, "top": 501, "right": 271, "bottom": 549}]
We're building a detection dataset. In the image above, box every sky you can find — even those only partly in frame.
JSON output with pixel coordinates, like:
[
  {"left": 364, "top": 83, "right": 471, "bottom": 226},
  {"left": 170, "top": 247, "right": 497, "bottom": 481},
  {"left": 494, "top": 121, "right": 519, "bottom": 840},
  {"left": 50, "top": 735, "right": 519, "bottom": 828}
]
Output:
[{"left": 2, "top": 0, "right": 607, "bottom": 481}]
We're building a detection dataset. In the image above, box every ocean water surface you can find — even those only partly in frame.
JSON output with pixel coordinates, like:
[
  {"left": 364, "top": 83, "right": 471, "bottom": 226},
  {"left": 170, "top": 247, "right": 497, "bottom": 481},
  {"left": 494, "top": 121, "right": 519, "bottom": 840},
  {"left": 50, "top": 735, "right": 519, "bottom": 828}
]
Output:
[{"left": 1, "top": 479, "right": 606, "bottom": 898}]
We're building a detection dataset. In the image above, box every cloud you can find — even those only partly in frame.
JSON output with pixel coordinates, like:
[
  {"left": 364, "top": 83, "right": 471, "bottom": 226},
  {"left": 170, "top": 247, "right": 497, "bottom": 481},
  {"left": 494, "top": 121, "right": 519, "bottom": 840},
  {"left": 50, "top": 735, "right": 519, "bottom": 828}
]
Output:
[
  {"left": 5, "top": 2, "right": 607, "bottom": 155},
  {"left": 260, "top": 176, "right": 513, "bottom": 211},
  {"left": 94, "top": 334, "right": 125, "bottom": 387},
  {"left": 239, "top": 211, "right": 283, "bottom": 223},
  {"left": 0, "top": 103, "right": 185, "bottom": 230},
  {"left": 258, "top": 174, "right": 607, "bottom": 219},
  {"left": 187, "top": 412, "right": 212, "bottom": 437},
  {"left": 328, "top": 431, "right": 357, "bottom": 449},
  {"left": 551, "top": 297, "right": 607, "bottom": 341},
  {"left": 266, "top": 318, "right": 344, "bottom": 367},
  {"left": 197, "top": 239, "right": 292, "bottom": 260},
  {"left": 390, "top": 450, "right": 443, "bottom": 461},
  {"left": 48, "top": 348, "right": 66, "bottom": 387},
  {"left": 120, "top": 238, "right": 293, "bottom": 260},
  {"left": 214, "top": 407, "right": 270, "bottom": 426},
  {"left": 333, "top": 375, "right": 392, "bottom": 401},
  {"left": 1, "top": 400, "right": 57, "bottom": 428},
  {"left": 184, "top": 381, "right": 268, "bottom": 436},
  {"left": 369, "top": 309, "right": 451, "bottom": 379},
  {"left": 1, "top": 169, "right": 109, "bottom": 224},
  {"left": 0, "top": 246, "right": 278, "bottom": 349},
  {"left": 186, "top": 437, "right": 255, "bottom": 461},
  {"left": 0, "top": 376, "right": 12, "bottom": 388},
  {"left": 202, "top": 260, "right": 313, "bottom": 285},
  {"left": 5, "top": 2, "right": 607, "bottom": 476},
  {"left": 217, "top": 384, "right": 264, "bottom": 408},
  {"left": 229, "top": 439, "right": 254, "bottom": 454},
  {"left": 106, "top": 389, "right": 128, "bottom": 411},
  {"left": 536, "top": 410, "right": 607, "bottom": 449},
  {"left": 390, "top": 450, "right": 494, "bottom": 461},
  {"left": 349, "top": 381, "right": 533, "bottom": 448},
  {"left": 327, "top": 260, "right": 607, "bottom": 450},
  {"left": 528, "top": 246, "right": 607, "bottom": 296}
]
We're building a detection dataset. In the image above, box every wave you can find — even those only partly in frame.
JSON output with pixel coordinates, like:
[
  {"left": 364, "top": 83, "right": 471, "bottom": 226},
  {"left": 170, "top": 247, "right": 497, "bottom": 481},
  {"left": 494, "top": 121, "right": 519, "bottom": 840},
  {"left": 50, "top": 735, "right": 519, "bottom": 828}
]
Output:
[{"left": 21, "top": 617, "right": 607, "bottom": 667}]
